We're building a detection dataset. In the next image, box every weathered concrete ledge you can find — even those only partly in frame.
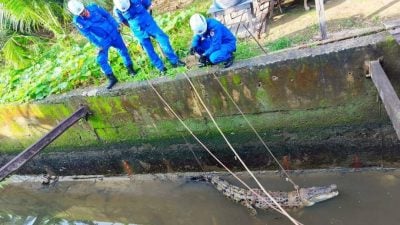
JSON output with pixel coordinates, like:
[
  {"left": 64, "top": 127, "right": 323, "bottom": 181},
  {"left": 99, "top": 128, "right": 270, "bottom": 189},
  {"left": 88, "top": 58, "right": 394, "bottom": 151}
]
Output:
[{"left": 1, "top": 32, "right": 400, "bottom": 176}]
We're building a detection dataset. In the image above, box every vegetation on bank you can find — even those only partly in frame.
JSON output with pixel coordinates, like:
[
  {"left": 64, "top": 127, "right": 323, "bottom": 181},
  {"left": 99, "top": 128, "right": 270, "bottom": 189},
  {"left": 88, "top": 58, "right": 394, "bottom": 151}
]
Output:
[
  {"left": 0, "top": 0, "right": 383, "bottom": 103},
  {"left": 0, "top": 0, "right": 200, "bottom": 103},
  {"left": 0, "top": 0, "right": 315, "bottom": 103}
]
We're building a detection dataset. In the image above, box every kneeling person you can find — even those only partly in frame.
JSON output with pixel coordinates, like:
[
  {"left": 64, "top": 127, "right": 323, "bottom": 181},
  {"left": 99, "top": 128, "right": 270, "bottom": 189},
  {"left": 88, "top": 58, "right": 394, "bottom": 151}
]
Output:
[
  {"left": 68, "top": 0, "right": 136, "bottom": 89},
  {"left": 189, "top": 13, "right": 236, "bottom": 68}
]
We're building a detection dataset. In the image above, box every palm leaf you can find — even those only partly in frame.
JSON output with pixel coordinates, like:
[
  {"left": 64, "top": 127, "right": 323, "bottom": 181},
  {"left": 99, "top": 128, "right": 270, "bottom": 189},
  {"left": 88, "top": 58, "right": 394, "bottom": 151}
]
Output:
[
  {"left": 0, "top": 0, "right": 67, "bottom": 36},
  {"left": 1, "top": 32, "right": 41, "bottom": 69}
]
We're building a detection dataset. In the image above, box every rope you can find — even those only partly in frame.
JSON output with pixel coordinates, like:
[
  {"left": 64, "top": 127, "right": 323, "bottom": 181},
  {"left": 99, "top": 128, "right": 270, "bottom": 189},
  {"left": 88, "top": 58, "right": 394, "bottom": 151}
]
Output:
[
  {"left": 146, "top": 79, "right": 303, "bottom": 224},
  {"left": 181, "top": 73, "right": 302, "bottom": 225},
  {"left": 181, "top": 134, "right": 204, "bottom": 171},
  {"left": 211, "top": 73, "right": 300, "bottom": 191}
]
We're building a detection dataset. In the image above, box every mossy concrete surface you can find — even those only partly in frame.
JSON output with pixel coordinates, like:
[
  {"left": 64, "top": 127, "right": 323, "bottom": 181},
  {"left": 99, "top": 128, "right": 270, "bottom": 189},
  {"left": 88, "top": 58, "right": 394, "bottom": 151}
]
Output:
[{"left": 1, "top": 32, "right": 400, "bottom": 175}]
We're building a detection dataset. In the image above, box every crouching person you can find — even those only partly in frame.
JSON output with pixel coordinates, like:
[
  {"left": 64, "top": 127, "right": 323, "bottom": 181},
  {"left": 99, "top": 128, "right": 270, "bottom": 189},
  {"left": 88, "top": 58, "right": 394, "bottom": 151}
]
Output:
[
  {"left": 67, "top": 0, "right": 136, "bottom": 89},
  {"left": 189, "top": 13, "right": 236, "bottom": 68}
]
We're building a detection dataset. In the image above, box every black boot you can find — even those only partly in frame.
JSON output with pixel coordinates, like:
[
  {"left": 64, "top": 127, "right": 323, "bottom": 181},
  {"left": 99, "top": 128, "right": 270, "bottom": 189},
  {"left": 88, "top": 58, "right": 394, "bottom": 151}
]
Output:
[
  {"left": 172, "top": 60, "right": 186, "bottom": 68},
  {"left": 160, "top": 67, "right": 167, "bottom": 75},
  {"left": 223, "top": 55, "right": 234, "bottom": 68},
  {"left": 105, "top": 73, "right": 118, "bottom": 90},
  {"left": 127, "top": 65, "right": 137, "bottom": 77}
]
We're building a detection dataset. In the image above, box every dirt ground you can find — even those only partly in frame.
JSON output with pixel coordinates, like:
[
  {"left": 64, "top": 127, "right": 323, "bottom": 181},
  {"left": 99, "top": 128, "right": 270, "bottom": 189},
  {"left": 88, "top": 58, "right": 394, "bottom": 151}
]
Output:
[
  {"left": 179, "top": 0, "right": 400, "bottom": 67},
  {"left": 266, "top": 0, "right": 400, "bottom": 41}
]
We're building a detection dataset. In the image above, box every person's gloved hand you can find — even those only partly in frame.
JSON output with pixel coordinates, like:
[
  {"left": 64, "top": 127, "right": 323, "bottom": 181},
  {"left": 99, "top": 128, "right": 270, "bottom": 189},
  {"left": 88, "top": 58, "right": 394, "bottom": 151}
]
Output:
[
  {"left": 199, "top": 54, "right": 207, "bottom": 63},
  {"left": 198, "top": 54, "right": 210, "bottom": 67},
  {"left": 189, "top": 47, "right": 196, "bottom": 55}
]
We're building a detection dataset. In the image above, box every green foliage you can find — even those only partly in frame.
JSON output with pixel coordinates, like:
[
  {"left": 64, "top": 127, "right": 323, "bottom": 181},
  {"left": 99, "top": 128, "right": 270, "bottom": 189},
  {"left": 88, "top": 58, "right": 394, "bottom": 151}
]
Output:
[
  {"left": 0, "top": 0, "right": 213, "bottom": 103},
  {"left": 266, "top": 37, "right": 293, "bottom": 51},
  {"left": 1, "top": 32, "right": 42, "bottom": 69},
  {"left": 0, "top": 0, "right": 67, "bottom": 36},
  {"left": 0, "top": 0, "right": 70, "bottom": 69},
  {"left": 235, "top": 40, "right": 264, "bottom": 60},
  {"left": 0, "top": 178, "right": 9, "bottom": 194},
  {"left": 0, "top": 39, "right": 102, "bottom": 102},
  {"left": 264, "top": 34, "right": 312, "bottom": 52}
]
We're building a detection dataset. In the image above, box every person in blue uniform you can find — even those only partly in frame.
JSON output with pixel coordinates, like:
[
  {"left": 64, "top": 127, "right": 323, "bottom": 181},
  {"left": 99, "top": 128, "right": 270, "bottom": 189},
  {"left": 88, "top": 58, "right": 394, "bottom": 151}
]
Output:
[
  {"left": 189, "top": 13, "right": 236, "bottom": 68},
  {"left": 67, "top": 0, "right": 136, "bottom": 89},
  {"left": 113, "top": 0, "right": 185, "bottom": 74}
]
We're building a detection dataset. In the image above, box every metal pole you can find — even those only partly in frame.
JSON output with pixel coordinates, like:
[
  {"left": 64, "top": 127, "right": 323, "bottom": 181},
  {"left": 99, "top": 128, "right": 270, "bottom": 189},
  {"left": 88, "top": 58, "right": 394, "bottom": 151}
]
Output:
[
  {"left": 0, "top": 105, "right": 90, "bottom": 181},
  {"left": 243, "top": 24, "right": 268, "bottom": 55},
  {"left": 315, "top": 0, "right": 328, "bottom": 40}
]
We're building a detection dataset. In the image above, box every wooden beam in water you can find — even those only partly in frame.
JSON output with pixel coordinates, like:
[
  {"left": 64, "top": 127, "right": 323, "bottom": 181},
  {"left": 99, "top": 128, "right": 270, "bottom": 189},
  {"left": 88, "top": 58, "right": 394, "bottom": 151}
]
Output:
[
  {"left": 0, "top": 105, "right": 90, "bottom": 181},
  {"left": 369, "top": 60, "right": 400, "bottom": 140}
]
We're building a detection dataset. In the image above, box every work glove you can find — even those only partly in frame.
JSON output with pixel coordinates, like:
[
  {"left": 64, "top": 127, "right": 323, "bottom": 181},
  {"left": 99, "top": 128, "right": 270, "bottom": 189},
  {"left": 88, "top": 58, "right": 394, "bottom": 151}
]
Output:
[
  {"left": 198, "top": 54, "right": 211, "bottom": 68},
  {"left": 199, "top": 54, "right": 207, "bottom": 63},
  {"left": 189, "top": 47, "right": 196, "bottom": 55}
]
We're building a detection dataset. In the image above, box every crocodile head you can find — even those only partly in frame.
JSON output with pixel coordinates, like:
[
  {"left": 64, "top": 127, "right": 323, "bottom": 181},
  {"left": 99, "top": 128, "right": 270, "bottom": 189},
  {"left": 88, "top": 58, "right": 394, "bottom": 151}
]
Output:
[{"left": 299, "top": 184, "right": 339, "bottom": 206}]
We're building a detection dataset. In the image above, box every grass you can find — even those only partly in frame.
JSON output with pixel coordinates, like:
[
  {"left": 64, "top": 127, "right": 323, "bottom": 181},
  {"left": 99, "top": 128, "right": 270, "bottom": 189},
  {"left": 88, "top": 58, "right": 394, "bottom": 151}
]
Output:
[
  {"left": 0, "top": 0, "right": 211, "bottom": 103},
  {"left": 235, "top": 41, "right": 264, "bottom": 59},
  {"left": 0, "top": 0, "right": 396, "bottom": 103}
]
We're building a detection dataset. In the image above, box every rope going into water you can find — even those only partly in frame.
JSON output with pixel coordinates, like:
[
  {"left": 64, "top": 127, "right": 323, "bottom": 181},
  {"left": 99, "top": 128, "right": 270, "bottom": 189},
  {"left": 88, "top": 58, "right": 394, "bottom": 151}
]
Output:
[
  {"left": 181, "top": 72, "right": 302, "bottom": 225},
  {"left": 146, "top": 79, "right": 303, "bottom": 225},
  {"left": 211, "top": 73, "right": 300, "bottom": 191}
]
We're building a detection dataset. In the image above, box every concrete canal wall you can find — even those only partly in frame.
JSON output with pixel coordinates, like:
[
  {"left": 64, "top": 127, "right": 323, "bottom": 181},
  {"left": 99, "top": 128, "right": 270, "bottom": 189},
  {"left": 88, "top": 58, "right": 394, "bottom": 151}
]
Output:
[{"left": 1, "top": 32, "right": 400, "bottom": 175}]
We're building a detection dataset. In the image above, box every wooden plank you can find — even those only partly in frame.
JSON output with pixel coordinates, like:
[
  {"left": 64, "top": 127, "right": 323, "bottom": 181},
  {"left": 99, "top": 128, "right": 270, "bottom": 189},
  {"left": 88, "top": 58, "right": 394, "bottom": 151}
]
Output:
[
  {"left": 370, "top": 60, "right": 400, "bottom": 140},
  {"left": 315, "top": 0, "right": 327, "bottom": 40},
  {"left": 0, "top": 105, "right": 90, "bottom": 181}
]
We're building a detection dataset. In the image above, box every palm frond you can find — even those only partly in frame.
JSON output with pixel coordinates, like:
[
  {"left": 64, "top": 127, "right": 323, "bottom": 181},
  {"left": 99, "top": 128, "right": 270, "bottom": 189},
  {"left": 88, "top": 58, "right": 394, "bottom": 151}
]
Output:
[
  {"left": 0, "top": 0, "right": 67, "bottom": 36},
  {"left": 1, "top": 32, "right": 41, "bottom": 69}
]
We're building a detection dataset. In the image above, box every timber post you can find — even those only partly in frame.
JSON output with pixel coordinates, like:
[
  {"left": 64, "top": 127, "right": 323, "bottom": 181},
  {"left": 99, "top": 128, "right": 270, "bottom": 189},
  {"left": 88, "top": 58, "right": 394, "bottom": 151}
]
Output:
[
  {"left": 315, "top": 0, "right": 327, "bottom": 40},
  {"left": 368, "top": 60, "right": 400, "bottom": 140}
]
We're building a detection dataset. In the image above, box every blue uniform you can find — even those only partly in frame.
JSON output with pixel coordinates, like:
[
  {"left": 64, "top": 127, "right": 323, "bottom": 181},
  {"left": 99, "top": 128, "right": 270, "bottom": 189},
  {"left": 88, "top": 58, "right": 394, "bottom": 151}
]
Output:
[
  {"left": 73, "top": 4, "right": 133, "bottom": 75},
  {"left": 114, "top": 0, "right": 179, "bottom": 71},
  {"left": 191, "top": 18, "right": 236, "bottom": 64}
]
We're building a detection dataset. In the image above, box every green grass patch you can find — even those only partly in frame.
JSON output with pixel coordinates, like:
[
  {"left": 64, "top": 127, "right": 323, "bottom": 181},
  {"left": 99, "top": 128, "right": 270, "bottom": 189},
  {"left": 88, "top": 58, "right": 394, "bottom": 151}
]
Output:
[
  {"left": 235, "top": 40, "right": 264, "bottom": 59},
  {"left": 0, "top": 0, "right": 210, "bottom": 103}
]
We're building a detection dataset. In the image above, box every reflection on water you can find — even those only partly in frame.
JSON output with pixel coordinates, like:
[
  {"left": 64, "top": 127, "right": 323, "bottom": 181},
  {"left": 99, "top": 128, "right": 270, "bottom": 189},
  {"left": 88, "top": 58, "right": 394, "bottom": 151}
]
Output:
[{"left": 0, "top": 169, "right": 400, "bottom": 225}]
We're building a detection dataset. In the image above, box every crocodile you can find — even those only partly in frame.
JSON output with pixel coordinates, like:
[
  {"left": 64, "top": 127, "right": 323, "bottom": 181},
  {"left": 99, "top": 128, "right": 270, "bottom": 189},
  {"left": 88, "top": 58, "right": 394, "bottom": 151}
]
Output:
[{"left": 193, "top": 175, "right": 338, "bottom": 215}]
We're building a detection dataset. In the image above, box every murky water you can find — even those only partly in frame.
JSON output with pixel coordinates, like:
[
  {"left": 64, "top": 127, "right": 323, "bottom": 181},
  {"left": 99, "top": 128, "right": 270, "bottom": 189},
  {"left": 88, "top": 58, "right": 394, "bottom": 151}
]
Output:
[{"left": 0, "top": 169, "right": 399, "bottom": 225}]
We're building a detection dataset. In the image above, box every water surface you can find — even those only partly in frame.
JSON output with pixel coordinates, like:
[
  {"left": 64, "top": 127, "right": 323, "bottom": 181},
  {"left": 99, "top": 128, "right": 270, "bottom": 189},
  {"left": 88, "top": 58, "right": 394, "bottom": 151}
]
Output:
[{"left": 0, "top": 169, "right": 399, "bottom": 225}]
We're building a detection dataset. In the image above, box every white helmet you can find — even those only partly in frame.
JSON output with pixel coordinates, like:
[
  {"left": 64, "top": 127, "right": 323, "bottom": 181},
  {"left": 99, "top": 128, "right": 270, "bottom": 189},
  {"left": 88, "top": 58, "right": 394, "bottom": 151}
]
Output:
[
  {"left": 67, "top": 0, "right": 85, "bottom": 16},
  {"left": 190, "top": 14, "right": 207, "bottom": 35},
  {"left": 114, "top": 0, "right": 131, "bottom": 12}
]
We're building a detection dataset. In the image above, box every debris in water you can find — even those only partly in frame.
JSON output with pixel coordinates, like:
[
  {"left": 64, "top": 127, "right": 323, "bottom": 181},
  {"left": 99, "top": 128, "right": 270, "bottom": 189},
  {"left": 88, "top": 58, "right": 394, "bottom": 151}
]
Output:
[
  {"left": 282, "top": 155, "right": 291, "bottom": 170},
  {"left": 351, "top": 154, "right": 362, "bottom": 168},
  {"left": 122, "top": 160, "right": 134, "bottom": 176}
]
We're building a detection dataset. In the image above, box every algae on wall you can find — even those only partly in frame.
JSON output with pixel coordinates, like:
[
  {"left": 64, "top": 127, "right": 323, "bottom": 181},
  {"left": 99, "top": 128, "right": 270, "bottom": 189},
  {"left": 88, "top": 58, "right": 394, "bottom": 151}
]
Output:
[{"left": 0, "top": 33, "right": 399, "bottom": 174}]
